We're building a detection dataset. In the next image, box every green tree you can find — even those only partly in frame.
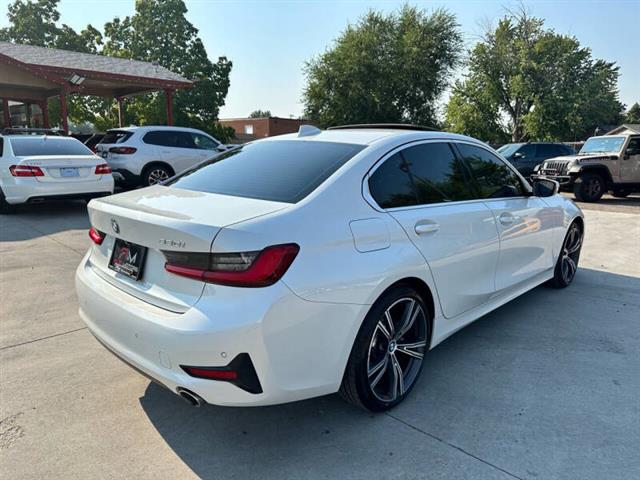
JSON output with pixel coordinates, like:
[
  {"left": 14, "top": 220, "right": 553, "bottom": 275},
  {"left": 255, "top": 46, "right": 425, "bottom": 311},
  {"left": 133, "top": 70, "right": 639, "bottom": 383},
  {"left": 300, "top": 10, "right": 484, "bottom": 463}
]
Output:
[
  {"left": 249, "top": 110, "right": 272, "bottom": 118},
  {"left": 625, "top": 103, "right": 640, "bottom": 124},
  {"left": 102, "top": 0, "right": 232, "bottom": 135},
  {"left": 1, "top": 0, "right": 232, "bottom": 137},
  {"left": 446, "top": 10, "right": 623, "bottom": 142},
  {"left": 303, "top": 6, "right": 462, "bottom": 128}
]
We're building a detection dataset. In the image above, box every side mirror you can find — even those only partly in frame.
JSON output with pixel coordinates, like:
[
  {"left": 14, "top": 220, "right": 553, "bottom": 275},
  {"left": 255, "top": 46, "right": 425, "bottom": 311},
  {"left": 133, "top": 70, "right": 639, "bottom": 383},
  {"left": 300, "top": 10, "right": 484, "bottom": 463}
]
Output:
[
  {"left": 513, "top": 152, "right": 525, "bottom": 159},
  {"left": 216, "top": 145, "right": 228, "bottom": 152},
  {"left": 532, "top": 178, "right": 559, "bottom": 197}
]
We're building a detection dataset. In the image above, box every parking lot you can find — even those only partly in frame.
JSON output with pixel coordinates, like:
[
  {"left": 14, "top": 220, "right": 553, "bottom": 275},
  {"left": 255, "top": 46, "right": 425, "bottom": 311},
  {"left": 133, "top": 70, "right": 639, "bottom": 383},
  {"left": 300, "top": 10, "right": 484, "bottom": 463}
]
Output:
[{"left": 1, "top": 197, "right": 639, "bottom": 480}]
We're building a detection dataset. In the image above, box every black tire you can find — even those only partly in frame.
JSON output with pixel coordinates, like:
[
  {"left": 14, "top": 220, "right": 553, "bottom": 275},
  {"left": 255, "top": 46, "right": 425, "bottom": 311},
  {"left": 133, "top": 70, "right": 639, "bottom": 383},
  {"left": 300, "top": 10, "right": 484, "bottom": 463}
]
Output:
[
  {"left": 340, "top": 285, "right": 430, "bottom": 412},
  {"left": 548, "top": 221, "right": 583, "bottom": 289},
  {"left": 573, "top": 172, "right": 605, "bottom": 202},
  {"left": 142, "top": 164, "right": 173, "bottom": 187},
  {"left": 0, "top": 191, "right": 16, "bottom": 214},
  {"left": 611, "top": 188, "right": 630, "bottom": 198}
]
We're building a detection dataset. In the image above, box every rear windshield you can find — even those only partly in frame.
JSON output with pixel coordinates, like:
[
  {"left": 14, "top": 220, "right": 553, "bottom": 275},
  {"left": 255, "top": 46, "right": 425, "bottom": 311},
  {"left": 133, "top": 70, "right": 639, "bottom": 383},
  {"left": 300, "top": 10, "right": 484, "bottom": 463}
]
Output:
[
  {"left": 100, "top": 130, "right": 133, "bottom": 144},
  {"left": 166, "top": 140, "right": 365, "bottom": 203},
  {"left": 9, "top": 137, "right": 94, "bottom": 156}
]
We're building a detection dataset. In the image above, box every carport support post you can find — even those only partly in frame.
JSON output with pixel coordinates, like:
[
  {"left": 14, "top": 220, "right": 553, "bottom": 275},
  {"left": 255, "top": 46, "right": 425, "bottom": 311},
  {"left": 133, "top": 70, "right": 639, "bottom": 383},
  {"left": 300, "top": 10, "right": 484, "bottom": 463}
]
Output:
[
  {"left": 59, "top": 92, "right": 68, "bottom": 134},
  {"left": 164, "top": 89, "right": 174, "bottom": 126},
  {"left": 2, "top": 98, "right": 10, "bottom": 128},
  {"left": 41, "top": 100, "right": 49, "bottom": 128},
  {"left": 116, "top": 97, "right": 125, "bottom": 127}
]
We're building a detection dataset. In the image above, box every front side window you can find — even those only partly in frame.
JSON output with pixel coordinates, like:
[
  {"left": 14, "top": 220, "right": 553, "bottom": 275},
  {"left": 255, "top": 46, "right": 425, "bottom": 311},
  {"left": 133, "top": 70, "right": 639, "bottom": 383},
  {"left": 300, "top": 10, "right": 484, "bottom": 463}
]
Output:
[
  {"left": 192, "top": 133, "right": 219, "bottom": 150},
  {"left": 456, "top": 143, "right": 525, "bottom": 199},
  {"left": 9, "top": 137, "right": 93, "bottom": 156},
  {"left": 516, "top": 144, "right": 537, "bottom": 159},
  {"left": 167, "top": 140, "right": 364, "bottom": 203}
]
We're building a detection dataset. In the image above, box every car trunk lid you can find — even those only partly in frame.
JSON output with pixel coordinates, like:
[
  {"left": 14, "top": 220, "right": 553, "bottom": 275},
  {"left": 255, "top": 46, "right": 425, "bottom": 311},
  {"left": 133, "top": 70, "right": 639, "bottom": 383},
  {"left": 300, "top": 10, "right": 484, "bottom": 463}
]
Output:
[
  {"left": 86, "top": 185, "right": 289, "bottom": 312},
  {"left": 16, "top": 155, "right": 105, "bottom": 183}
]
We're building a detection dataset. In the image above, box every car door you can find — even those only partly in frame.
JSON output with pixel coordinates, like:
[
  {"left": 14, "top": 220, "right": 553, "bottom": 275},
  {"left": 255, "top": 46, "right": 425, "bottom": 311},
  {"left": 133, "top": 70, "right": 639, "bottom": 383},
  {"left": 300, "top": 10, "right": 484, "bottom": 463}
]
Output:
[
  {"left": 455, "top": 142, "right": 555, "bottom": 294},
  {"left": 367, "top": 141, "right": 500, "bottom": 319},
  {"left": 620, "top": 137, "right": 640, "bottom": 183}
]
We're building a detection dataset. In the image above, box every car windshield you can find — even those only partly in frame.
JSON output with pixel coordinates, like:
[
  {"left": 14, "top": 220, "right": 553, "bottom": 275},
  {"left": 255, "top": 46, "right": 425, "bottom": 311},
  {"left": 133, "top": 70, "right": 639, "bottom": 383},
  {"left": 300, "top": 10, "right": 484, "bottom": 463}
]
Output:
[
  {"left": 9, "top": 137, "right": 94, "bottom": 156},
  {"left": 166, "top": 140, "right": 365, "bottom": 203},
  {"left": 497, "top": 143, "right": 523, "bottom": 157},
  {"left": 579, "top": 136, "right": 625, "bottom": 155}
]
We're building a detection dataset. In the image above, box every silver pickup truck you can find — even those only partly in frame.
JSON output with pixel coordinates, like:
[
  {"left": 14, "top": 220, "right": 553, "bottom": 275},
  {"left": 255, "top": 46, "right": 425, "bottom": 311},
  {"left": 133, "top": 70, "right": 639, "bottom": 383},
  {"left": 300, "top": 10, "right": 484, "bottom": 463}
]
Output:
[{"left": 532, "top": 132, "right": 640, "bottom": 202}]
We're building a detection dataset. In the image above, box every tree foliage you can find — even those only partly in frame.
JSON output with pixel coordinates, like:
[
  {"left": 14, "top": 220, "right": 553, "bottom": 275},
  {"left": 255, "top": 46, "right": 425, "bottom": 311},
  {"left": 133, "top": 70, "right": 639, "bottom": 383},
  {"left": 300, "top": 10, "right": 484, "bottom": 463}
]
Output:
[
  {"left": 249, "top": 110, "right": 271, "bottom": 118},
  {"left": 445, "top": 10, "right": 624, "bottom": 142},
  {"left": 0, "top": 0, "right": 232, "bottom": 140},
  {"left": 625, "top": 103, "right": 640, "bottom": 124},
  {"left": 303, "top": 6, "right": 462, "bottom": 128}
]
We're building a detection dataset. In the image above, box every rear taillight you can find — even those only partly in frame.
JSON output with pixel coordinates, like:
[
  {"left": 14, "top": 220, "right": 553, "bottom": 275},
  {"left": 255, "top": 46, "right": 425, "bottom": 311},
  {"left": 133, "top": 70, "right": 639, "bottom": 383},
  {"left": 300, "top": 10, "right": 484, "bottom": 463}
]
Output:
[
  {"left": 95, "top": 164, "right": 112, "bottom": 174},
  {"left": 163, "top": 243, "right": 299, "bottom": 287},
  {"left": 88, "top": 227, "right": 105, "bottom": 245},
  {"left": 109, "top": 146, "right": 137, "bottom": 154},
  {"left": 9, "top": 165, "right": 44, "bottom": 177}
]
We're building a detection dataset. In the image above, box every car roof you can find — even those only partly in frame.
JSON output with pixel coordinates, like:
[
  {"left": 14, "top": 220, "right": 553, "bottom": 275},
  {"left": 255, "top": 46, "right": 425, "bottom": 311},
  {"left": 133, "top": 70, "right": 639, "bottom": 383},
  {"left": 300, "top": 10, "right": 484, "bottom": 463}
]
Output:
[
  {"left": 108, "top": 125, "right": 207, "bottom": 133},
  {"left": 3, "top": 134, "right": 79, "bottom": 140},
  {"left": 264, "top": 128, "right": 487, "bottom": 147}
]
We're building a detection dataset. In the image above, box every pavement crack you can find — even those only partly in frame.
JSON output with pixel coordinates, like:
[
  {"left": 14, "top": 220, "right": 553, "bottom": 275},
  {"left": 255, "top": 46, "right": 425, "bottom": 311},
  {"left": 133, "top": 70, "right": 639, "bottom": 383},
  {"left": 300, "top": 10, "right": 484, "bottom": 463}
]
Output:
[
  {"left": 0, "top": 327, "right": 87, "bottom": 351},
  {"left": 385, "top": 412, "right": 525, "bottom": 480}
]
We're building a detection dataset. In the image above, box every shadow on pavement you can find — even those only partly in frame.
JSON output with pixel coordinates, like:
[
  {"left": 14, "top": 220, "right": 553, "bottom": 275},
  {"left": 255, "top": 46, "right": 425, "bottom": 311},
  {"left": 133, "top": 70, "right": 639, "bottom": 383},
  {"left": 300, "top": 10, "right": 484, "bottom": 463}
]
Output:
[
  {"left": 0, "top": 201, "right": 90, "bottom": 241},
  {"left": 138, "top": 267, "right": 640, "bottom": 480}
]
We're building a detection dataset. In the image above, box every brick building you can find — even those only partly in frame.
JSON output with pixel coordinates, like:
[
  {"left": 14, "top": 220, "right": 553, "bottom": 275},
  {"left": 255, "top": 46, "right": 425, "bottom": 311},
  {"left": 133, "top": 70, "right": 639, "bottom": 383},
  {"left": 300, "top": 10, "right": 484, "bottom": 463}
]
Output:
[{"left": 219, "top": 116, "right": 315, "bottom": 143}]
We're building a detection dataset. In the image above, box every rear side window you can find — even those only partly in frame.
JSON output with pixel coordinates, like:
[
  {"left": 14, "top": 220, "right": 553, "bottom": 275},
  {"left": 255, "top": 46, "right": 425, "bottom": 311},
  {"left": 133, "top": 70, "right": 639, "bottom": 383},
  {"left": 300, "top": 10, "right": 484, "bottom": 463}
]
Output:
[
  {"left": 167, "top": 140, "right": 365, "bottom": 203},
  {"left": 100, "top": 130, "right": 133, "bottom": 144},
  {"left": 538, "top": 144, "right": 566, "bottom": 157},
  {"left": 456, "top": 143, "right": 525, "bottom": 198},
  {"left": 368, "top": 143, "right": 474, "bottom": 208},
  {"left": 368, "top": 153, "right": 417, "bottom": 208},
  {"left": 9, "top": 137, "right": 93, "bottom": 156},
  {"left": 143, "top": 130, "right": 174, "bottom": 147}
]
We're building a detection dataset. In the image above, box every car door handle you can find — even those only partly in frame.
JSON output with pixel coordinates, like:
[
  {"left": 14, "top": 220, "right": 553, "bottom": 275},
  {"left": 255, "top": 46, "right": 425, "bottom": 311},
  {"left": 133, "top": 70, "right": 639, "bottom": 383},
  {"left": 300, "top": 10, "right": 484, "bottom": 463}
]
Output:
[
  {"left": 415, "top": 222, "right": 440, "bottom": 235},
  {"left": 499, "top": 212, "right": 515, "bottom": 226}
]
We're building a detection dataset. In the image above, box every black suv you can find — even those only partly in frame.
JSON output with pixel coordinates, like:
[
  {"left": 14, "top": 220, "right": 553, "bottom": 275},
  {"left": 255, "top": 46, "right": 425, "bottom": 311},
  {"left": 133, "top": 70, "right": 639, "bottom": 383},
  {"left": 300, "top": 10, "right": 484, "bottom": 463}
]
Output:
[{"left": 497, "top": 142, "right": 574, "bottom": 177}]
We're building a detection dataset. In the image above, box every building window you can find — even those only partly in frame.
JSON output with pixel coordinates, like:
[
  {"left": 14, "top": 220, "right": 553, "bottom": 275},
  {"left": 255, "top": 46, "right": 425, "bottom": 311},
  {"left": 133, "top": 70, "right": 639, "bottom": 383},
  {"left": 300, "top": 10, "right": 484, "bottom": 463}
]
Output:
[{"left": 244, "top": 124, "right": 254, "bottom": 135}]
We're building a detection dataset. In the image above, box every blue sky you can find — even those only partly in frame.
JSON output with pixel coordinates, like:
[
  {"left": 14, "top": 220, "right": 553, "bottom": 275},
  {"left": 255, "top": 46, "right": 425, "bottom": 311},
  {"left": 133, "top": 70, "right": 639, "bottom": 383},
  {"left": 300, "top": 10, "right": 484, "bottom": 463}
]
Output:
[{"left": 1, "top": 0, "right": 638, "bottom": 119}]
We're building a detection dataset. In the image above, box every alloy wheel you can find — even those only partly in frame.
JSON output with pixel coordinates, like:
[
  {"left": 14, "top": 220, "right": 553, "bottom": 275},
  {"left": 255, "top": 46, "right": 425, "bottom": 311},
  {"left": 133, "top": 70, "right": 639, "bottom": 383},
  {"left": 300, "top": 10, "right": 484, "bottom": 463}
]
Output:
[
  {"left": 367, "top": 297, "right": 427, "bottom": 402},
  {"left": 148, "top": 169, "right": 170, "bottom": 185},
  {"left": 586, "top": 177, "right": 602, "bottom": 198},
  {"left": 561, "top": 225, "right": 582, "bottom": 284}
]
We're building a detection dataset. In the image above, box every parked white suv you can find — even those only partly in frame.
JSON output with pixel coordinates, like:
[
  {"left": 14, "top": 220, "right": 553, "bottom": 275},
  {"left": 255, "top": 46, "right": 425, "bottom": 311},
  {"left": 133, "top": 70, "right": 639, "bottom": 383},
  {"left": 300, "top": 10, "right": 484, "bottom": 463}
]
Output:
[
  {"left": 1, "top": 134, "right": 114, "bottom": 213},
  {"left": 96, "top": 126, "right": 226, "bottom": 187},
  {"left": 533, "top": 133, "right": 640, "bottom": 202}
]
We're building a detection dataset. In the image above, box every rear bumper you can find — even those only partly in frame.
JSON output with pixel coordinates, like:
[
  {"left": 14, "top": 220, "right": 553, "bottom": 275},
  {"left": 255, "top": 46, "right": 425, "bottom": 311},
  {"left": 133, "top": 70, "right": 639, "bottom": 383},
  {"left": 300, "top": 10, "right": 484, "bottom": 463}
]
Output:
[
  {"left": 112, "top": 169, "right": 141, "bottom": 186},
  {"left": 75, "top": 252, "right": 365, "bottom": 406},
  {"left": 3, "top": 177, "right": 114, "bottom": 204}
]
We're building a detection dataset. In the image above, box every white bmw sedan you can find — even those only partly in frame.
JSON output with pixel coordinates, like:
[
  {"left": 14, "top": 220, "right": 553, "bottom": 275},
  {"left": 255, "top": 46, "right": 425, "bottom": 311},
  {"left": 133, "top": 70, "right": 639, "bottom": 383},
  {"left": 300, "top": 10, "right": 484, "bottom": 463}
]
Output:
[
  {"left": 0, "top": 135, "right": 114, "bottom": 213},
  {"left": 75, "top": 125, "right": 584, "bottom": 411}
]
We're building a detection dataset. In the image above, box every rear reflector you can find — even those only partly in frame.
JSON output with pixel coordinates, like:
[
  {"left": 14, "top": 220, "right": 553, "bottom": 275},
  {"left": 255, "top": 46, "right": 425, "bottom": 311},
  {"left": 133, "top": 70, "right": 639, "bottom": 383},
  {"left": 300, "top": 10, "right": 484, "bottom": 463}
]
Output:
[
  {"left": 88, "top": 227, "right": 105, "bottom": 245},
  {"left": 109, "top": 146, "right": 137, "bottom": 154},
  {"left": 163, "top": 243, "right": 299, "bottom": 287},
  {"left": 10, "top": 165, "right": 44, "bottom": 177},
  {"left": 182, "top": 367, "right": 238, "bottom": 380},
  {"left": 181, "top": 353, "right": 263, "bottom": 394},
  {"left": 95, "top": 163, "right": 112, "bottom": 174}
]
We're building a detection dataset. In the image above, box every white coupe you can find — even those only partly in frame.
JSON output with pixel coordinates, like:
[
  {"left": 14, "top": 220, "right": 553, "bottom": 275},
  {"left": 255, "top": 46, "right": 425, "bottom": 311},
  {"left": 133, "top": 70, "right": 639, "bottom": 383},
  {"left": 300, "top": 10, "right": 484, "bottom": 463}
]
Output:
[{"left": 75, "top": 125, "right": 583, "bottom": 411}]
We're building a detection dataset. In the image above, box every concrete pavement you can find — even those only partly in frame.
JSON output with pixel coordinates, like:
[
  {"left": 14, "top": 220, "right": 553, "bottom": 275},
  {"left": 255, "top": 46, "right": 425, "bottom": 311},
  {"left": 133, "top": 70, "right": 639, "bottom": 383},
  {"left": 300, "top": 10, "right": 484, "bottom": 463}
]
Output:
[{"left": 1, "top": 200, "right": 639, "bottom": 479}]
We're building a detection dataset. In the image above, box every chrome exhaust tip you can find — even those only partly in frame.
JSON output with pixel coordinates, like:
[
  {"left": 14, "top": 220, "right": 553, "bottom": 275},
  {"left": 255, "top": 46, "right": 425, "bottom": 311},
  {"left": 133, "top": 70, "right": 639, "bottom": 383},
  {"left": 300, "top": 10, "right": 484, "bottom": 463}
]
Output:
[{"left": 176, "top": 387, "right": 205, "bottom": 407}]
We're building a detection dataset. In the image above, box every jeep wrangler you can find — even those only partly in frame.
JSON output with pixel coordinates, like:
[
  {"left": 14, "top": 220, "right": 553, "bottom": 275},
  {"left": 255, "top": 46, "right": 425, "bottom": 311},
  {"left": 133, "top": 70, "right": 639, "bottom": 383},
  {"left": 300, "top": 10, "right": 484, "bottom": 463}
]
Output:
[{"left": 532, "top": 133, "right": 640, "bottom": 202}]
